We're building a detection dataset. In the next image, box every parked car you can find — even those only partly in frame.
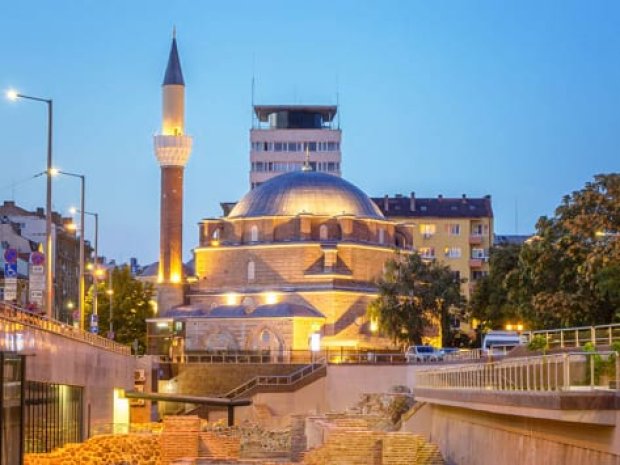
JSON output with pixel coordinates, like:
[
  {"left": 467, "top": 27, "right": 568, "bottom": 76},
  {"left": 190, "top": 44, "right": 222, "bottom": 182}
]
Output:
[{"left": 405, "top": 345, "right": 443, "bottom": 363}]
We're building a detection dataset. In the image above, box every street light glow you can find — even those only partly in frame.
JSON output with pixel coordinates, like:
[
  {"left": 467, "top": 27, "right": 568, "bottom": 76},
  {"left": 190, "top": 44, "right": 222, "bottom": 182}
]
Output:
[
  {"left": 6, "top": 89, "right": 18, "bottom": 101},
  {"left": 48, "top": 167, "right": 59, "bottom": 176},
  {"left": 69, "top": 206, "right": 78, "bottom": 215}
]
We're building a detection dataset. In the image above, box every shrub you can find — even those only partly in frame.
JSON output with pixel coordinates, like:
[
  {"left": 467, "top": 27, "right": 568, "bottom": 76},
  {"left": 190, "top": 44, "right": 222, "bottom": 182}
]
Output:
[{"left": 527, "top": 335, "right": 548, "bottom": 354}]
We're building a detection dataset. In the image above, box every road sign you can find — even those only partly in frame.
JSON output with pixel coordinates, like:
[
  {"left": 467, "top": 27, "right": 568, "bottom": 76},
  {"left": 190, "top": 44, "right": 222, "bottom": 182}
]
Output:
[
  {"left": 3, "top": 248, "right": 17, "bottom": 264},
  {"left": 30, "top": 252, "right": 45, "bottom": 266},
  {"left": 4, "top": 263, "right": 17, "bottom": 278},
  {"left": 90, "top": 314, "right": 99, "bottom": 334},
  {"left": 3, "top": 277, "right": 17, "bottom": 301}
]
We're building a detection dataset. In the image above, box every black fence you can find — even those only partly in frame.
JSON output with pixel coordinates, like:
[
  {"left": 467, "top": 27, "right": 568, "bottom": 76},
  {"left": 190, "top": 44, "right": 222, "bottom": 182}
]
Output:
[{"left": 24, "top": 381, "right": 83, "bottom": 453}]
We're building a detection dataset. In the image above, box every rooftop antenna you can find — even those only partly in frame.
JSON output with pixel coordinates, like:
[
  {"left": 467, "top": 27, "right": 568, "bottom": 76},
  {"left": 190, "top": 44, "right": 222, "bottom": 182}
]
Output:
[
  {"left": 251, "top": 53, "right": 256, "bottom": 128},
  {"left": 336, "top": 73, "right": 341, "bottom": 129},
  {"left": 302, "top": 145, "right": 311, "bottom": 172},
  {"left": 336, "top": 91, "right": 341, "bottom": 130},
  {"left": 172, "top": 25, "right": 176, "bottom": 39}
]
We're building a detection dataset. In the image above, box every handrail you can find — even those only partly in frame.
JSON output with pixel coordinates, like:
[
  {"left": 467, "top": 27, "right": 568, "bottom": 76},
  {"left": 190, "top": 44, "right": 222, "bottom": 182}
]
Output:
[
  {"left": 415, "top": 351, "right": 620, "bottom": 392},
  {"left": 0, "top": 302, "right": 131, "bottom": 356},
  {"left": 523, "top": 323, "right": 620, "bottom": 349},
  {"left": 225, "top": 361, "right": 326, "bottom": 399}
]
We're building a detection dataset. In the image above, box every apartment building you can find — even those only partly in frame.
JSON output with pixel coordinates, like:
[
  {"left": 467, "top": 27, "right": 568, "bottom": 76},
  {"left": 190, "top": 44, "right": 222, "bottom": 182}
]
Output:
[{"left": 371, "top": 193, "right": 493, "bottom": 299}]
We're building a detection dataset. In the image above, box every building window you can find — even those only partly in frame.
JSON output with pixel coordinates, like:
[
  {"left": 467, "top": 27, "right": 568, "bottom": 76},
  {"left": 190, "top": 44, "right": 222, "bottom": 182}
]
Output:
[
  {"left": 319, "top": 224, "right": 328, "bottom": 241},
  {"left": 444, "top": 247, "right": 461, "bottom": 258},
  {"left": 250, "top": 225, "right": 259, "bottom": 242},
  {"left": 446, "top": 224, "right": 461, "bottom": 235},
  {"left": 419, "top": 247, "right": 435, "bottom": 259},
  {"left": 472, "top": 223, "right": 488, "bottom": 236},
  {"left": 247, "top": 261, "right": 255, "bottom": 281},
  {"left": 378, "top": 228, "right": 385, "bottom": 245},
  {"left": 472, "top": 270, "right": 488, "bottom": 280},
  {"left": 471, "top": 248, "right": 488, "bottom": 259},
  {"left": 419, "top": 224, "right": 436, "bottom": 238},
  {"left": 212, "top": 229, "right": 220, "bottom": 240}
]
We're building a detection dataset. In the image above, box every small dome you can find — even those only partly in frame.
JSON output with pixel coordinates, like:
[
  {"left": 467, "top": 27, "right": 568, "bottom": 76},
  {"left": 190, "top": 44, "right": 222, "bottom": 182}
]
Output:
[{"left": 228, "top": 171, "right": 384, "bottom": 219}]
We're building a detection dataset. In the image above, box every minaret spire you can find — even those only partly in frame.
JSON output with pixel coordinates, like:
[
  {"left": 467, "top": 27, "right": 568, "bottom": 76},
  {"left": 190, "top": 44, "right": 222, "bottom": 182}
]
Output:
[
  {"left": 154, "top": 31, "right": 193, "bottom": 312},
  {"left": 302, "top": 145, "right": 311, "bottom": 172},
  {"left": 163, "top": 31, "right": 185, "bottom": 86}
]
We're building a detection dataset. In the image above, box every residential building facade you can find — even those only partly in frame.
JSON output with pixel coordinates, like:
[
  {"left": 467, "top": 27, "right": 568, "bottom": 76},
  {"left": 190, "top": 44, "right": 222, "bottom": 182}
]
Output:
[{"left": 371, "top": 193, "right": 493, "bottom": 299}]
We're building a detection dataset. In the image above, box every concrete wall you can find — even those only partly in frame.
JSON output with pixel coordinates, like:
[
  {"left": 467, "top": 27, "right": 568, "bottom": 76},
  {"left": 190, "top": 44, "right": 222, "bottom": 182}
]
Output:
[
  {"left": 3, "top": 320, "right": 136, "bottom": 435},
  {"left": 325, "top": 365, "right": 416, "bottom": 412},
  {"left": 404, "top": 403, "right": 620, "bottom": 465}
]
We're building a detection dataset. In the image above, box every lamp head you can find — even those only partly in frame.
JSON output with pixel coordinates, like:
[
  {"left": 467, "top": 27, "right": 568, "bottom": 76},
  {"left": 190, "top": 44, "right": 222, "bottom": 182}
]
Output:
[
  {"left": 69, "top": 206, "right": 78, "bottom": 215},
  {"left": 48, "top": 167, "right": 59, "bottom": 177},
  {"left": 6, "top": 89, "right": 18, "bottom": 101}
]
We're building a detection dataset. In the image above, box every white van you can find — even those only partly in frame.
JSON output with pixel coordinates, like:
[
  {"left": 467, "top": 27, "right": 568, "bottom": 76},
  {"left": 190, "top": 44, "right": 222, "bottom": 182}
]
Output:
[{"left": 481, "top": 331, "right": 522, "bottom": 356}]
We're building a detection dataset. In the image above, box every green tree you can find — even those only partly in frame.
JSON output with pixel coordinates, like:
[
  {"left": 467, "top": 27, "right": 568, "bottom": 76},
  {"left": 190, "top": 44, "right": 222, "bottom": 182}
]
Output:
[
  {"left": 85, "top": 266, "right": 154, "bottom": 353},
  {"left": 368, "top": 252, "right": 464, "bottom": 347},
  {"left": 469, "top": 243, "right": 522, "bottom": 329},
  {"left": 512, "top": 173, "right": 620, "bottom": 328}
]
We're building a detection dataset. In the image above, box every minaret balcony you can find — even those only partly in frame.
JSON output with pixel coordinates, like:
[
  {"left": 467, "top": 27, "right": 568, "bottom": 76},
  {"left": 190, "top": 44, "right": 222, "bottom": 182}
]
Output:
[{"left": 154, "top": 134, "right": 193, "bottom": 167}]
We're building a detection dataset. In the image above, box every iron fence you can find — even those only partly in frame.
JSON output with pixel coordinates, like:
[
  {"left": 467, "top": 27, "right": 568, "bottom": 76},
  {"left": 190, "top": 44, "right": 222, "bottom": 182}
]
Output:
[{"left": 415, "top": 351, "right": 620, "bottom": 392}]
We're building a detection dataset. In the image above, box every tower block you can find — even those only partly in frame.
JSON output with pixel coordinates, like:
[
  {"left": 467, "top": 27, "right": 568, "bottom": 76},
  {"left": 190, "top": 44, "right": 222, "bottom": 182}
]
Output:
[{"left": 154, "top": 33, "right": 192, "bottom": 312}]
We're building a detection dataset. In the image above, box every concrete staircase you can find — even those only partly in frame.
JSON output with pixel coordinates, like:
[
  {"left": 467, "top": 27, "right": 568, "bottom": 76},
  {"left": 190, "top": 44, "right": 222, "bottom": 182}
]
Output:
[{"left": 225, "top": 362, "right": 327, "bottom": 399}]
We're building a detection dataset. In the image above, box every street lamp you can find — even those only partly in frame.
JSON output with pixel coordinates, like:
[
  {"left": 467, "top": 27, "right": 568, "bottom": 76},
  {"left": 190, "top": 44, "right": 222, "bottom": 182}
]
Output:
[
  {"left": 71, "top": 208, "right": 99, "bottom": 332},
  {"left": 7, "top": 89, "right": 54, "bottom": 319},
  {"left": 106, "top": 273, "right": 114, "bottom": 340},
  {"left": 55, "top": 171, "right": 86, "bottom": 330}
]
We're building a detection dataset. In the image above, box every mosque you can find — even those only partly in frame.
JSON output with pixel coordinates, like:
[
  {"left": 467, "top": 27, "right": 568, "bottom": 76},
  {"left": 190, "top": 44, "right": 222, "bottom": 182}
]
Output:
[
  {"left": 145, "top": 34, "right": 417, "bottom": 356},
  {"left": 142, "top": 30, "right": 502, "bottom": 357}
]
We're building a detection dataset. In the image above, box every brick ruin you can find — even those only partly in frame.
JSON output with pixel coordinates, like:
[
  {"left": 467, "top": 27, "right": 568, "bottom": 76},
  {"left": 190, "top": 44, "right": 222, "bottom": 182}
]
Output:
[{"left": 24, "top": 388, "right": 443, "bottom": 465}]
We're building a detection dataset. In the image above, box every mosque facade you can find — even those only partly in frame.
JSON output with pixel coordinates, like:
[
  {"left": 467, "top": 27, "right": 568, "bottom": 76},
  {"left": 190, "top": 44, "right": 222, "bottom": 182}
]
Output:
[{"left": 148, "top": 169, "right": 414, "bottom": 356}]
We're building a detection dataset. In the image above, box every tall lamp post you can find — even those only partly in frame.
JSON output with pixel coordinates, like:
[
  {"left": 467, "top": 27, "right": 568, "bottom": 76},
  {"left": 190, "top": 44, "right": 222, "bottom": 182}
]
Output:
[
  {"left": 6, "top": 89, "right": 54, "bottom": 319},
  {"left": 74, "top": 209, "right": 99, "bottom": 332},
  {"left": 106, "top": 271, "right": 114, "bottom": 340},
  {"left": 59, "top": 172, "right": 86, "bottom": 330}
]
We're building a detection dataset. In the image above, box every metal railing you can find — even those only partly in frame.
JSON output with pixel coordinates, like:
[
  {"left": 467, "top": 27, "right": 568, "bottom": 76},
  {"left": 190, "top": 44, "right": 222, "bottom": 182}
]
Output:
[
  {"left": 415, "top": 351, "right": 620, "bottom": 392},
  {"left": 225, "top": 361, "right": 327, "bottom": 399},
  {"left": 159, "top": 349, "right": 412, "bottom": 365},
  {"left": 0, "top": 302, "right": 130, "bottom": 355},
  {"left": 523, "top": 324, "right": 620, "bottom": 349}
]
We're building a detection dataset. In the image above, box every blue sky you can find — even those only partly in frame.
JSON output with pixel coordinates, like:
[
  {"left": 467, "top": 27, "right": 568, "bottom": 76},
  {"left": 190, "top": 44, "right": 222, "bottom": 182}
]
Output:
[{"left": 1, "top": 1, "right": 618, "bottom": 264}]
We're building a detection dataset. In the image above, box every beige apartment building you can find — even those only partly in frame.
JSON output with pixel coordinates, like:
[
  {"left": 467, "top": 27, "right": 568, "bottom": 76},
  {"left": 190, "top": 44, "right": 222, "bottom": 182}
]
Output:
[{"left": 371, "top": 193, "right": 493, "bottom": 299}]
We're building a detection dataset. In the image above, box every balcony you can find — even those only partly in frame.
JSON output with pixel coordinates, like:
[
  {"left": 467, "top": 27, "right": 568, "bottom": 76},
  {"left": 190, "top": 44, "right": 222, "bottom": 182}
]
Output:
[
  {"left": 469, "top": 258, "right": 483, "bottom": 268},
  {"left": 469, "top": 235, "right": 483, "bottom": 245}
]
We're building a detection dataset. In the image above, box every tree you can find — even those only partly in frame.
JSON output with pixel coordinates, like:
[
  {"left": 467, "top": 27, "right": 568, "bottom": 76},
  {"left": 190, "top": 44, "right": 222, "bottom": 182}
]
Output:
[
  {"left": 479, "top": 174, "right": 620, "bottom": 330},
  {"left": 469, "top": 243, "right": 522, "bottom": 329},
  {"left": 85, "top": 266, "right": 155, "bottom": 354},
  {"left": 368, "top": 252, "right": 464, "bottom": 347}
]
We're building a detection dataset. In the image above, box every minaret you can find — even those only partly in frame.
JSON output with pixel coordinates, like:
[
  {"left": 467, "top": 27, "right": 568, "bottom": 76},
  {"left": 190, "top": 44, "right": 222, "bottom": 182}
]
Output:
[{"left": 154, "top": 30, "right": 192, "bottom": 312}]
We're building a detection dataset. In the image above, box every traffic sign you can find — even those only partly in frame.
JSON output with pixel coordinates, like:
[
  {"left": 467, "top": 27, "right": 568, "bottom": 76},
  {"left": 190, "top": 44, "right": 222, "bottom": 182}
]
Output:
[
  {"left": 4, "top": 263, "right": 17, "bottom": 278},
  {"left": 30, "top": 252, "right": 45, "bottom": 266},
  {"left": 4, "top": 248, "right": 17, "bottom": 264}
]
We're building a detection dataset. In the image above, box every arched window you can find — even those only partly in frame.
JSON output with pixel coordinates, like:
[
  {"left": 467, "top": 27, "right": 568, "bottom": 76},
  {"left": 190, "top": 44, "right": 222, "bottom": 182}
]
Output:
[
  {"left": 212, "top": 229, "right": 220, "bottom": 240},
  {"left": 247, "top": 260, "right": 255, "bottom": 281},
  {"left": 379, "top": 228, "right": 385, "bottom": 245},
  {"left": 319, "top": 224, "right": 328, "bottom": 241},
  {"left": 250, "top": 225, "right": 259, "bottom": 242}
]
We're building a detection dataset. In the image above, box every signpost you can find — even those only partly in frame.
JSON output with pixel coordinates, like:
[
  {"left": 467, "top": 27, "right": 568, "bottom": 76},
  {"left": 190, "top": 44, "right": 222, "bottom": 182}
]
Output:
[
  {"left": 3, "top": 249, "right": 18, "bottom": 302},
  {"left": 29, "top": 253, "right": 46, "bottom": 309}
]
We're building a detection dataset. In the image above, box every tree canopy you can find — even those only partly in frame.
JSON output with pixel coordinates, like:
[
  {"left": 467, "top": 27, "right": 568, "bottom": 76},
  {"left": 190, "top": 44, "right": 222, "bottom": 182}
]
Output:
[
  {"left": 368, "top": 252, "right": 464, "bottom": 347},
  {"left": 85, "top": 266, "right": 155, "bottom": 354},
  {"left": 468, "top": 243, "right": 522, "bottom": 329},
  {"left": 470, "top": 173, "right": 620, "bottom": 330}
]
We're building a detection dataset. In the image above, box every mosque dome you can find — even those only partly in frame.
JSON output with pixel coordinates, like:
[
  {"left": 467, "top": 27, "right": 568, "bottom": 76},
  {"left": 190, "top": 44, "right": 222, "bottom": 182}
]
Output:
[{"left": 228, "top": 171, "right": 384, "bottom": 219}]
